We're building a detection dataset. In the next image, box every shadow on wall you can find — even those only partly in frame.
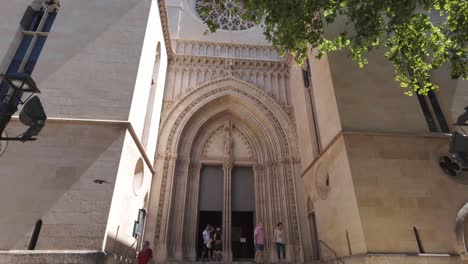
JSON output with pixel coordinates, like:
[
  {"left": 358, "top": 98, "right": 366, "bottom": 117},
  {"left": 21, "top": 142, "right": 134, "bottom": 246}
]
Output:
[
  {"left": 0, "top": 122, "right": 124, "bottom": 250},
  {"left": 33, "top": 0, "right": 152, "bottom": 84}
]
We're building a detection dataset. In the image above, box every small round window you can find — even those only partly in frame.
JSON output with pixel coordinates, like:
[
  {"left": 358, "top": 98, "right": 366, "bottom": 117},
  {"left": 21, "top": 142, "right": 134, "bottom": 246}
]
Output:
[
  {"left": 316, "top": 164, "right": 330, "bottom": 200},
  {"left": 133, "top": 159, "right": 144, "bottom": 195}
]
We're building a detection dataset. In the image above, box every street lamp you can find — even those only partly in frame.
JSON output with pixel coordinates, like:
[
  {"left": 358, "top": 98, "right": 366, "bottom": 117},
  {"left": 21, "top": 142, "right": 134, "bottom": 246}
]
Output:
[{"left": 0, "top": 72, "right": 46, "bottom": 142}]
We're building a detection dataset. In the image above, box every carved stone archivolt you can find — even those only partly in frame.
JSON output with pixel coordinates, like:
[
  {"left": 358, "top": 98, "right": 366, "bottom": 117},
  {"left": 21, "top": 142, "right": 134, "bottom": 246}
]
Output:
[
  {"left": 147, "top": 76, "right": 303, "bottom": 262},
  {"left": 165, "top": 55, "right": 292, "bottom": 114}
]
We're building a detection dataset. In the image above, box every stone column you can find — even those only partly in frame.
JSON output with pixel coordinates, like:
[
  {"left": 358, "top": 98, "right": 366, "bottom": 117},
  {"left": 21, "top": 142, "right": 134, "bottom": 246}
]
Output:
[
  {"left": 253, "top": 163, "right": 265, "bottom": 224},
  {"left": 223, "top": 156, "right": 233, "bottom": 262},
  {"left": 155, "top": 153, "right": 178, "bottom": 262},
  {"left": 187, "top": 162, "right": 202, "bottom": 261},
  {"left": 174, "top": 158, "right": 190, "bottom": 260}
]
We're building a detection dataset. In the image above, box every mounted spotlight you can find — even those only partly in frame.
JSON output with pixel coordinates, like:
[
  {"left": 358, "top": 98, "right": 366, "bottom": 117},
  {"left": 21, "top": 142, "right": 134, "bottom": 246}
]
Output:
[
  {"left": 0, "top": 72, "right": 46, "bottom": 142},
  {"left": 439, "top": 107, "right": 468, "bottom": 180},
  {"left": 19, "top": 96, "right": 47, "bottom": 142}
]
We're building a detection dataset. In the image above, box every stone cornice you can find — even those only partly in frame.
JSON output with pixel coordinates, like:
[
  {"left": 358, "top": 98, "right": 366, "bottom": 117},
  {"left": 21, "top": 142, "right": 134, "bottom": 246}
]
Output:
[
  {"left": 174, "top": 39, "right": 276, "bottom": 49},
  {"left": 158, "top": 0, "right": 174, "bottom": 57},
  {"left": 170, "top": 54, "right": 289, "bottom": 72},
  {"left": 173, "top": 39, "right": 287, "bottom": 63},
  {"left": 8, "top": 117, "right": 156, "bottom": 174}
]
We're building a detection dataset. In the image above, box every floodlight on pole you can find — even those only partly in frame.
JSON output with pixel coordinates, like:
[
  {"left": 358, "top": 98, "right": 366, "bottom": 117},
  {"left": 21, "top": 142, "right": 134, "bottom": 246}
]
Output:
[{"left": 0, "top": 72, "right": 46, "bottom": 142}]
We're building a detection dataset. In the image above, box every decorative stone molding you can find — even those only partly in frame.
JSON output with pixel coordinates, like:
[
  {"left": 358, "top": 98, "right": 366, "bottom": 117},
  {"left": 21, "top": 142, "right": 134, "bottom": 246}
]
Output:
[
  {"left": 223, "top": 155, "right": 234, "bottom": 170},
  {"left": 253, "top": 163, "right": 265, "bottom": 172},
  {"left": 156, "top": 151, "right": 178, "bottom": 161},
  {"left": 164, "top": 64, "right": 292, "bottom": 122},
  {"left": 173, "top": 39, "right": 282, "bottom": 61},
  {"left": 157, "top": 0, "right": 174, "bottom": 56}
]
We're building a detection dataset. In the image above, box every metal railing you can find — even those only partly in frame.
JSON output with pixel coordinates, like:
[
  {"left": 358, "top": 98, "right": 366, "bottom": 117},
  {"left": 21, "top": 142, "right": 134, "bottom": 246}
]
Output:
[{"left": 318, "top": 240, "right": 345, "bottom": 264}]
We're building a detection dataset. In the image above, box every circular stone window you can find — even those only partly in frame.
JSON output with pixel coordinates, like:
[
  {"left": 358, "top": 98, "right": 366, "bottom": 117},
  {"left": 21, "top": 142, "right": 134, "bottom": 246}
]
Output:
[
  {"left": 315, "top": 164, "right": 330, "bottom": 200},
  {"left": 133, "top": 159, "right": 144, "bottom": 195},
  {"left": 195, "top": 0, "right": 255, "bottom": 31}
]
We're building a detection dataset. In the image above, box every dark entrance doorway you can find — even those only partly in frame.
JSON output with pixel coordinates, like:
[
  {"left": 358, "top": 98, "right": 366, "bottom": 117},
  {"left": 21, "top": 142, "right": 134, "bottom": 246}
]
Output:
[
  {"left": 232, "top": 166, "right": 255, "bottom": 261},
  {"left": 232, "top": 211, "right": 255, "bottom": 260},
  {"left": 197, "top": 211, "right": 222, "bottom": 259},
  {"left": 197, "top": 165, "right": 223, "bottom": 259}
]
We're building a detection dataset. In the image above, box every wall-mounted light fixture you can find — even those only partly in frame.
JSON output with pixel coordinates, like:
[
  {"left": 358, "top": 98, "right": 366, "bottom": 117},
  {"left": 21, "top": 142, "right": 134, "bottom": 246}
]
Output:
[{"left": 0, "top": 73, "right": 46, "bottom": 142}]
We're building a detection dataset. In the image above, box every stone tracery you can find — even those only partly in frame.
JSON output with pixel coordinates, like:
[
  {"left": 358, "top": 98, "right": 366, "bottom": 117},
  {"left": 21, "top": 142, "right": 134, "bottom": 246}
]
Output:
[{"left": 195, "top": 0, "right": 255, "bottom": 31}]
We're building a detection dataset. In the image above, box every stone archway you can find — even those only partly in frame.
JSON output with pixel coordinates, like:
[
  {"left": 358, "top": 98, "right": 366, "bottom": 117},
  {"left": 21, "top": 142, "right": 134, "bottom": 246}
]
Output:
[
  {"left": 146, "top": 78, "right": 303, "bottom": 262},
  {"left": 455, "top": 202, "right": 468, "bottom": 258}
]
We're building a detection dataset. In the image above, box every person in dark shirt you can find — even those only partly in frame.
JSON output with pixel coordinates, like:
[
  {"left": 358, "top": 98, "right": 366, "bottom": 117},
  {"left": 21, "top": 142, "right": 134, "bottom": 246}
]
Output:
[
  {"left": 213, "top": 227, "right": 223, "bottom": 261},
  {"left": 137, "top": 241, "right": 153, "bottom": 264}
]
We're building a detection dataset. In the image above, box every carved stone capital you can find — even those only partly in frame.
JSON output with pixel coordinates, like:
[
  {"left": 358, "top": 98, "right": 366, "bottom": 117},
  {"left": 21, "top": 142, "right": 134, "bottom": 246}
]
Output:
[
  {"left": 223, "top": 155, "right": 233, "bottom": 170},
  {"left": 159, "top": 151, "right": 178, "bottom": 160},
  {"left": 178, "top": 157, "right": 191, "bottom": 166},
  {"left": 253, "top": 163, "right": 265, "bottom": 173},
  {"left": 190, "top": 162, "right": 202, "bottom": 171}
]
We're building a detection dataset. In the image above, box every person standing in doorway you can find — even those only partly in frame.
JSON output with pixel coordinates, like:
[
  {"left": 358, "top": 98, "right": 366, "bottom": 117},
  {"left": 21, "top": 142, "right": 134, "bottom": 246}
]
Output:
[
  {"left": 254, "top": 222, "right": 265, "bottom": 263},
  {"left": 201, "top": 225, "right": 213, "bottom": 261},
  {"left": 274, "top": 222, "right": 286, "bottom": 262},
  {"left": 137, "top": 241, "right": 153, "bottom": 264},
  {"left": 213, "top": 227, "right": 223, "bottom": 261}
]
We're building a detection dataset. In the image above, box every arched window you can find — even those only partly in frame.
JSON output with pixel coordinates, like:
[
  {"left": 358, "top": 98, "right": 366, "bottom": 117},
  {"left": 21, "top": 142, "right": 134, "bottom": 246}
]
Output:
[
  {"left": 141, "top": 42, "right": 161, "bottom": 149},
  {"left": 27, "top": 219, "right": 42, "bottom": 250}
]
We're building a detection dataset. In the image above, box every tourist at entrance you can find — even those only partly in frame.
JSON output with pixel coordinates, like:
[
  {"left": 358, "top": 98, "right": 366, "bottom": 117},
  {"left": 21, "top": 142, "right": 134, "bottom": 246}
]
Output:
[
  {"left": 274, "top": 222, "right": 286, "bottom": 262},
  {"left": 213, "top": 227, "right": 223, "bottom": 261},
  {"left": 137, "top": 241, "right": 153, "bottom": 264},
  {"left": 254, "top": 223, "right": 265, "bottom": 263},
  {"left": 201, "top": 225, "right": 213, "bottom": 261}
]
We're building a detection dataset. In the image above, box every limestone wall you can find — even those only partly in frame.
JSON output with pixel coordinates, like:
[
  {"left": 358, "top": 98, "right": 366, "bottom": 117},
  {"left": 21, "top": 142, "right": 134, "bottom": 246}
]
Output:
[
  {"left": 25, "top": 0, "right": 156, "bottom": 121},
  {"left": 102, "top": 131, "right": 154, "bottom": 257},
  {"left": 0, "top": 0, "right": 168, "bottom": 253},
  {"left": 0, "top": 121, "right": 125, "bottom": 250},
  {"left": 344, "top": 133, "right": 468, "bottom": 254},
  {"left": 0, "top": 250, "right": 104, "bottom": 264},
  {"left": 301, "top": 136, "right": 367, "bottom": 257},
  {"left": 328, "top": 49, "right": 463, "bottom": 133}
]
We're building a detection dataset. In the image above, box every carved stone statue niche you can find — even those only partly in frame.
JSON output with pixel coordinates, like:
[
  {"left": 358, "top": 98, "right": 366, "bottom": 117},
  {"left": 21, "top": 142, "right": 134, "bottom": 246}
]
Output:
[{"left": 224, "top": 121, "right": 233, "bottom": 158}]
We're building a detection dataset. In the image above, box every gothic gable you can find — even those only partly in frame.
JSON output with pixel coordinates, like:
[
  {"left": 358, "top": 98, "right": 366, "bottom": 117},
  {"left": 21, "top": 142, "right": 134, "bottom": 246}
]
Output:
[{"left": 201, "top": 124, "right": 253, "bottom": 161}]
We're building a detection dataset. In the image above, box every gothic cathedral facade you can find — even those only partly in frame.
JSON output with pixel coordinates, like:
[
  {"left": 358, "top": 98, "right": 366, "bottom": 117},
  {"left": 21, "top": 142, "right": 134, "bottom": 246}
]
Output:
[{"left": 0, "top": 0, "right": 467, "bottom": 264}]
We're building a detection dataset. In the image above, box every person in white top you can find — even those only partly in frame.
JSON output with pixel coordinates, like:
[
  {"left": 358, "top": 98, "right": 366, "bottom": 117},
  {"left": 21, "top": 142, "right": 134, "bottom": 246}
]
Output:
[
  {"left": 274, "top": 222, "right": 286, "bottom": 262},
  {"left": 201, "top": 225, "right": 213, "bottom": 261}
]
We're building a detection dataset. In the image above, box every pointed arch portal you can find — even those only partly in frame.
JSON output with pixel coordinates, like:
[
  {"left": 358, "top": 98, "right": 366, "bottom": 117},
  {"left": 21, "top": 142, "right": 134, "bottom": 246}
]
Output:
[{"left": 147, "top": 78, "right": 303, "bottom": 262}]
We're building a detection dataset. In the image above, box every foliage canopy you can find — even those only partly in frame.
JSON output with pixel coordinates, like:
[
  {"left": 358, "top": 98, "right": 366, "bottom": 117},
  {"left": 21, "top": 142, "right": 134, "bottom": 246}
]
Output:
[{"left": 199, "top": 0, "right": 467, "bottom": 95}]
